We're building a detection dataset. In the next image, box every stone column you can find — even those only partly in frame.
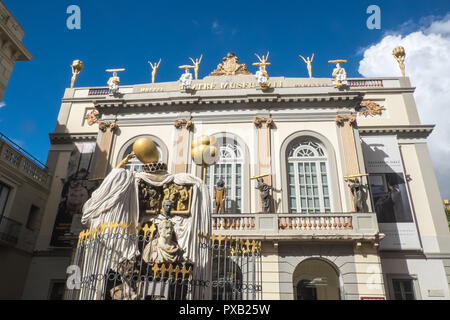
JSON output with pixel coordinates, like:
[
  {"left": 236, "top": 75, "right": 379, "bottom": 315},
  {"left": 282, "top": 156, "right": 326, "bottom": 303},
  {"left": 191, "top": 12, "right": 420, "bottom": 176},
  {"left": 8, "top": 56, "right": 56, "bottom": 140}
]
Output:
[
  {"left": 254, "top": 117, "right": 274, "bottom": 212},
  {"left": 173, "top": 119, "right": 193, "bottom": 174},
  {"left": 92, "top": 122, "right": 118, "bottom": 180},
  {"left": 336, "top": 115, "right": 361, "bottom": 212}
]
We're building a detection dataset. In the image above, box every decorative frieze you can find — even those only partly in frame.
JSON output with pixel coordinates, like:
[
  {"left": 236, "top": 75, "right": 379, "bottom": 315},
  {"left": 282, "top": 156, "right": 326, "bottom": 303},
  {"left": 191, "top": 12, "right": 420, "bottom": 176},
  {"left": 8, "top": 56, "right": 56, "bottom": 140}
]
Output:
[{"left": 358, "top": 100, "right": 386, "bottom": 117}]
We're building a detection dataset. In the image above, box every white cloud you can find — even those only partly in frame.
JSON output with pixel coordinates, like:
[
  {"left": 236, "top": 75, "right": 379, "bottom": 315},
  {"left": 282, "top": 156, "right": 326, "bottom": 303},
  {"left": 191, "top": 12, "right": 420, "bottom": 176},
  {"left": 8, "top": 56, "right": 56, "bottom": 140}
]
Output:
[
  {"left": 358, "top": 16, "right": 450, "bottom": 200},
  {"left": 0, "top": 101, "right": 5, "bottom": 109}
]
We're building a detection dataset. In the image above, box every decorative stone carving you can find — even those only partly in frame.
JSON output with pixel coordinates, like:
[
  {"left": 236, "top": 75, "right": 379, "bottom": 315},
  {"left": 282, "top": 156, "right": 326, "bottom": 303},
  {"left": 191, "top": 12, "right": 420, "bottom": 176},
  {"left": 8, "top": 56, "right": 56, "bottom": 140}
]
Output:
[
  {"left": 179, "top": 69, "right": 193, "bottom": 88},
  {"left": 358, "top": 100, "right": 386, "bottom": 117},
  {"left": 143, "top": 216, "right": 184, "bottom": 264},
  {"left": 336, "top": 115, "right": 357, "bottom": 127},
  {"left": 85, "top": 110, "right": 118, "bottom": 132},
  {"left": 139, "top": 181, "right": 193, "bottom": 217},
  {"left": 84, "top": 110, "right": 100, "bottom": 126},
  {"left": 254, "top": 117, "right": 274, "bottom": 129},
  {"left": 98, "top": 121, "right": 118, "bottom": 133},
  {"left": 209, "top": 52, "right": 251, "bottom": 76},
  {"left": 174, "top": 119, "right": 194, "bottom": 131}
]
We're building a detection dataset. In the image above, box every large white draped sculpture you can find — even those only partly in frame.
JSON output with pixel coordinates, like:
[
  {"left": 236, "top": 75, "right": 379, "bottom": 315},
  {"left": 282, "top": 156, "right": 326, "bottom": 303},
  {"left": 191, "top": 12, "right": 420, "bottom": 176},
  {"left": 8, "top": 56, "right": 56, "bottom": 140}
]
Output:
[{"left": 79, "top": 168, "right": 211, "bottom": 300}]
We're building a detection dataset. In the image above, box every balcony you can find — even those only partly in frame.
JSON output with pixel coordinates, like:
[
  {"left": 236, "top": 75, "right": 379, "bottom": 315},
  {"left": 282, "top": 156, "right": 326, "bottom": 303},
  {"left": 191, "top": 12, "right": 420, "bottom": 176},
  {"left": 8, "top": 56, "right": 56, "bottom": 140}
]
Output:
[
  {"left": 212, "top": 213, "right": 380, "bottom": 242},
  {"left": 0, "top": 216, "right": 22, "bottom": 246},
  {"left": 0, "top": 132, "right": 49, "bottom": 188}
]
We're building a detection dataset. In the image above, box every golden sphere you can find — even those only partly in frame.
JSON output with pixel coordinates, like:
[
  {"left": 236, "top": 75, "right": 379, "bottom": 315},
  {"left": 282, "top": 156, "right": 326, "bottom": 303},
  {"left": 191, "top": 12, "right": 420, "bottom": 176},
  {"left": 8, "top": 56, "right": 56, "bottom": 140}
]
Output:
[
  {"left": 133, "top": 137, "right": 159, "bottom": 164},
  {"left": 199, "top": 135, "right": 211, "bottom": 145}
]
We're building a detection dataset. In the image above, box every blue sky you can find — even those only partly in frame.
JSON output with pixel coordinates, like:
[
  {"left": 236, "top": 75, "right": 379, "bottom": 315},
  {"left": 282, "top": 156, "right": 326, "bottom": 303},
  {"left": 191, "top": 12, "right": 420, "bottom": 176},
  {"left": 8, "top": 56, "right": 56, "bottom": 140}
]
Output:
[{"left": 1, "top": 0, "right": 450, "bottom": 195}]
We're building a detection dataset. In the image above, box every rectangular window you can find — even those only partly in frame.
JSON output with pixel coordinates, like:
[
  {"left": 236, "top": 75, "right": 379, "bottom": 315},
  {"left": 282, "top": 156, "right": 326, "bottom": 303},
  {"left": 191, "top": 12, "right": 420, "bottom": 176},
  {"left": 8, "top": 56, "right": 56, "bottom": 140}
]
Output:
[
  {"left": 26, "top": 205, "right": 40, "bottom": 231},
  {"left": 392, "top": 279, "right": 415, "bottom": 300},
  {"left": 48, "top": 281, "right": 66, "bottom": 300},
  {"left": 0, "top": 182, "right": 11, "bottom": 218}
]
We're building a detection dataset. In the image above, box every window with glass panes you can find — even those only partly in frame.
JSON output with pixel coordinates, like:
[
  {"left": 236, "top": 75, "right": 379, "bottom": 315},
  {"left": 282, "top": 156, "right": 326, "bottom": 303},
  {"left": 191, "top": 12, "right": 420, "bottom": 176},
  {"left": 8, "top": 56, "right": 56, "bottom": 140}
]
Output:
[
  {"left": 0, "top": 181, "right": 11, "bottom": 218},
  {"left": 392, "top": 279, "right": 415, "bottom": 300},
  {"left": 287, "top": 140, "right": 331, "bottom": 213},
  {"left": 122, "top": 142, "right": 162, "bottom": 172},
  {"left": 205, "top": 139, "right": 243, "bottom": 213}
]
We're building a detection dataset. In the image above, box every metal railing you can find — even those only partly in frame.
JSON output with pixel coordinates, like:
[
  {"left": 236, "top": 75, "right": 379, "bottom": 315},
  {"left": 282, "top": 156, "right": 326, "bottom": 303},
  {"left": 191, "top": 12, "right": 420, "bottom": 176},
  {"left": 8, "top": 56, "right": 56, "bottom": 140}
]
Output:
[
  {"left": 0, "top": 215, "right": 22, "bottom": 246},
  {"left": 67, "top": 223, "right": 262, "bottom": 300},
  {"left": 0, "top": 133, "right": 49, "bottom": 186}
]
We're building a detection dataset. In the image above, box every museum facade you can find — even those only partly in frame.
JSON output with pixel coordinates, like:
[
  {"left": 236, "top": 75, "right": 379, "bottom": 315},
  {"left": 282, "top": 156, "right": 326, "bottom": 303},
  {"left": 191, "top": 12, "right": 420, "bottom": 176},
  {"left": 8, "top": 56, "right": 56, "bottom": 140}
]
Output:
[{"left": 22, "top": 53, "right": 450, "bottom": 300}]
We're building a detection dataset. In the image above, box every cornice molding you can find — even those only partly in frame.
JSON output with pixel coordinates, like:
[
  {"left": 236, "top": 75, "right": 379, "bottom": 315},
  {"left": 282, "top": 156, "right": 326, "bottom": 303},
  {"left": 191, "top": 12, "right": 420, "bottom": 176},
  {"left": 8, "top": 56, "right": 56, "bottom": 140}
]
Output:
[
  {"left": 49, "top": 133, "right": 98, "bottom": 144},
  {"left": 358, "top": 125, "right": 435, "bottom": 136}
]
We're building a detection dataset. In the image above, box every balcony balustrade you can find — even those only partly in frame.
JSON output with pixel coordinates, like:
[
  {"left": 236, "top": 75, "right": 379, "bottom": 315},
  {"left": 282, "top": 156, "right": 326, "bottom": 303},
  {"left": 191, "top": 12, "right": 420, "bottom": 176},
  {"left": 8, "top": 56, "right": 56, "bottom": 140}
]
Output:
[
  {"left": 212, "top": 212, "right": 379, "bottom": 241},
  {"left": 0, "top": 133, "right": 49, "bottom": 187}
]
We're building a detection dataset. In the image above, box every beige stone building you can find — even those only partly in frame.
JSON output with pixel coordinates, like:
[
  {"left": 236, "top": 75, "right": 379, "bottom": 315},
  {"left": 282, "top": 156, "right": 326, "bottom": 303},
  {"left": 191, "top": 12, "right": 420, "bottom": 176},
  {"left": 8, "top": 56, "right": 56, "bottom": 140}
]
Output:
[
  {"left": 0, "top": 133, "right": 50, "bottom": 299},
  {"left": 0, "top": 1, "right": 48, "bottom": 300},
  {"left": 22, "top": 53, "right": 450, "bottom": 300},
  {"left": 0, "top": 0, "right": 32, "bottom": 101}
]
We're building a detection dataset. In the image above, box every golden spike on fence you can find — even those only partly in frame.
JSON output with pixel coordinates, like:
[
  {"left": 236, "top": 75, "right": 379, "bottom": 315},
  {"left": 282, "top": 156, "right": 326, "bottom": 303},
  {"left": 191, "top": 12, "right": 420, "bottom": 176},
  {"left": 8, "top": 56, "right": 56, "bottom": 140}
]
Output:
[
  {"left": 210, "top": 234, "right": 217, "bottom": 245},
  {"left": 135, "top": 223, "right": 142, "bottom": 236},
  {"left": 78, "top": 230, "right": 85, "bottom": 245},
  {"left": 160, "top": 264, "right": 167, "bottom": 279},
  {"left": 120, "top": 222, "right": 128, "bottom": 234},
  {"left": 174, "top": 265, "right": 181, "bottom": 281},
  {"left": 143, "top": 224, "right": 151, "bottom": 237},
  {"left": 231, "top": 247, "right": 236, "bottom": 257},
  {"left": 181, "top": 265, "right": 189, "bottom": 281},
  {"left": 149, "top": 223, "right": 157, "bottom": 239},
  {"left": 217, "top": 235, "right": 225, "bottom": 247},
  {"left": 152, "top": 264, "right": 161, "bottom": 278},
  {"left": 127, "top": 223, "right": 135, "bottom": 234},
  {"left": 245, "top": 239, "right": 251, "bottom": 253},
  {"left": 251, "top": 240, "right": 257, "bottom": 253},
  {"left": 168, "top": 264, "right": 175, "bottom": 280},
  {"left": 112, "top": 221, "right": 119, "bottom": 234},
  {"left": 108, "top": 222, "right": 115, "bottom": 234}
]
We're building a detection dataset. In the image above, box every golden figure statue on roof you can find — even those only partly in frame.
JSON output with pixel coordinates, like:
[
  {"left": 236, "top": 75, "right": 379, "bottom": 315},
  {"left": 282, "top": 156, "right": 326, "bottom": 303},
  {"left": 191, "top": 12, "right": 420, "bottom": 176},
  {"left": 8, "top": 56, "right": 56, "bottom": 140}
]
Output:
[
  {"left": 253, "top": 52, "right": 271, "bottom": 72},
  {"left": 189, "top": 55, "right": 203, "bottom": 80},
  {"left": 253, "top": 52, "right": 271, "bottom": 91},
  {"left": 148, "top": 59, "right": 162, "bottom": 84},
  {"left": 392, "top": 46, "right": 406, "bottom": 77},
  {"left": 70, "top": 60, "right": 83, "bottom": 88},
  {"left": 299, "top": 54, "right": 314, "bottom": 78}
]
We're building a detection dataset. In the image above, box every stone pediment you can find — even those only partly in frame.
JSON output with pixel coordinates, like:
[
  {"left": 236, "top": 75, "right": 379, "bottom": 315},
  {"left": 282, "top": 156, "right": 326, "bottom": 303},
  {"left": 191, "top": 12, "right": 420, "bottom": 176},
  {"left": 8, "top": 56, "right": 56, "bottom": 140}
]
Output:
[{"left": 209, "top": 52, "right": 251, "bottom": 76}]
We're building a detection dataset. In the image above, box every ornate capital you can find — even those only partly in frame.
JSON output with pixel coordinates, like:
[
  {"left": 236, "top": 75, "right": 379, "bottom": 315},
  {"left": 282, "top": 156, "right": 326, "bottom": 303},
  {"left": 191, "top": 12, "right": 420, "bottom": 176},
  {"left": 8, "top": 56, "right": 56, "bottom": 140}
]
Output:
[
  {"left": 85, "top": 110, "right": 117, "bottom": 133},
  {"left": 359, "top": 100, "right": 386, "bottom": 117},
  {"left": 98, "top": 121, "right": 118, "bottom": 133},
  {"left": 174, "top": 119, "right": 194, "bottom": 131},
  {"left": 254, "top": 117, "right": 274, "bottom": 129},
  {"left": 336, "top": 115, "right": 357, "bottom": 127}
]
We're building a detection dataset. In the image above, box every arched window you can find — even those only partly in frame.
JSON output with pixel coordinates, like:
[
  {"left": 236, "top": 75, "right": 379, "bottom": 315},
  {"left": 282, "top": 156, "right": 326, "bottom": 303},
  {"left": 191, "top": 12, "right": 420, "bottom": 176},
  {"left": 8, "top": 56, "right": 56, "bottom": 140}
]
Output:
[
  {"left": 205, "top": 137, "right": 244, "bottom": 213},
  {"left": 117, "top": 136, "right": 165, "bottom": 172},
  {"left": 287, "top": 139, "right": 331, "bottom": 213}
]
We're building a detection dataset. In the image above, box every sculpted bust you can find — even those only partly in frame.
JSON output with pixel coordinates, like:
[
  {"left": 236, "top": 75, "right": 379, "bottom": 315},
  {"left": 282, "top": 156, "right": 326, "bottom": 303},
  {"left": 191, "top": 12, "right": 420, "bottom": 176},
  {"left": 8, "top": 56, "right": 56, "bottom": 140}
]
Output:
[{"left": 143, "top": 200, "right": 184, "bottom": 264}]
